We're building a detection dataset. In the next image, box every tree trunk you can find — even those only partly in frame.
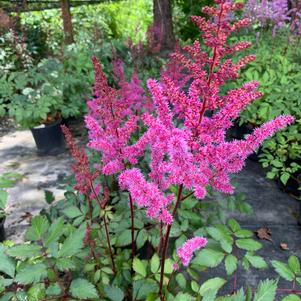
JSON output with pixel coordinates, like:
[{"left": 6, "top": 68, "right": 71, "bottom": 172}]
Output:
[
  {"left": 153, "top": 0, "right": 175, "bottom": 51},
  {"left": 61, "top": 0, "right": 74, "bottom": 44}
]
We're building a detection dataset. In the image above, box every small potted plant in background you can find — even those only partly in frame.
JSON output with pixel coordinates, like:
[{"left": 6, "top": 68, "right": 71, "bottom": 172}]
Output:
[
  {"left": 0, "top": 58, "right": 66, "bottom": 155},
  {"left": 0, "top": 172, "right": 22, "bottom": 241}
]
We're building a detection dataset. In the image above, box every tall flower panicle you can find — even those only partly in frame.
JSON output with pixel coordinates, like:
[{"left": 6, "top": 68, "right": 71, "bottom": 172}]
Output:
[
  {"left": 86, "top": 56, "right": 147, "bottom": 175},
  {"left": 119, "top": 0, "right": 294, "bottom": 216},
  {"left": 177, "top": 237, "right": 208, "bottom": 266},
  {"left": 61, "top": 125, "right": 99, "bottom": 194}
]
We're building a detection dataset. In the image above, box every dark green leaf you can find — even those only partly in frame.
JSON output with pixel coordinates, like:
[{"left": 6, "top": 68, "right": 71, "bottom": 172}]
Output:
[
  {"left": 236, "top": 239, "right": 262, "bottom": 251},
  {"left": 104, "top": 285, "right": 124, "bottom": 301},
  {"left": 0, "top": 252, "right": 15, "bottom": 277},
  {"left": 116, "top": 229, "right": 132, "bottom": 247},
  {"left": 150, "top": 254, "right": 160, "bottom": 274},
  {"left": 288, "top": 256, "right": 300, "bottom": 275},
  {"left": 25, "top": 216, "right": 49, "bottom": 241},
  {"left": 253, "top": 279, "right": 277, "bottom": 301},
  {"left": 70, "top": 278, "right": 98, "bottom": 299},
  {"left": 15, "top": 263, "right": 48, "bottom": 285},
  {"left": 192, "top": 249, "right": 225, "bottom": 268},
  {"left": 6, "top": 244, "right": 42, "bottom": 259},
  {"left": 199, "top": 277, "right": 226, "bottom": 296},
  {"left": 133, "top": 258, "right": 146, "bottom": 277},
  {"left": 271, "top": 260, "right": 295, "bottom": 281},
  {"left": 58, "top": 226, "right": 85, "bottom": 257},
  {"left": 44, "top": 217, "right": 65, "bottom": 247},
  {"left": 225, "top": 254, "right": 238, "bottom": 275}
]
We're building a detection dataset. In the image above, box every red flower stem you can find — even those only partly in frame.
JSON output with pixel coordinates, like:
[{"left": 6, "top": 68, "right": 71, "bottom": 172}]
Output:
[
  {"left": 157, "top": 221, "right": 164, "bottom": 255},
  {"left": 129, "top": 193, "right": 135, "bottom": 259},
  {"left": 197, "top": 4, "right": 224, "bottom": 128},
  {"left": 90, "top": 181, "right": 116, "bottom": 274},
  {"left": 103, "top": 213, "right": 116, "bottom": 274},
  {"left": 180, "top": 191, "right": 194, "bottom": 201},
  {"left": 159, "top": 184, "right": 183, "bottom": 300}
]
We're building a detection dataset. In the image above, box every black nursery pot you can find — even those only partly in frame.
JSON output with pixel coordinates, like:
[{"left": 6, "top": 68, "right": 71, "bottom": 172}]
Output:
[
  {"left": 0, "top": 217, "right": 6, "bottom": 242},
  {"left": 31, "top": 119, "right": 66, "bottom": 156}
]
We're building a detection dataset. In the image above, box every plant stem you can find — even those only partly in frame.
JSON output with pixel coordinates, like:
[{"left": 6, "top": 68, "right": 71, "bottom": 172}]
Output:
[
  {"left": 103, "top": 213, "right": 116, "bottom": 274},
  {"left": 159, "top": 184, "right": 183, "bottom": 300},
  {"left": 129, "top": 193, "right": 135, "bottom": 259},
  {"left": 90, "top": 181, "right": 116, "bottom": 274},
  {"left": 157, "top": 221, "right": 164, "bottom": 255}
]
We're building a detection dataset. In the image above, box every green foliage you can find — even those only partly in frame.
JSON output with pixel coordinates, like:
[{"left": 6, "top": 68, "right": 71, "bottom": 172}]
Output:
[
  {"left": 272, "top": 256, "right": 301, "bottom": 283},
  {"left": 253, "top": 279, "right": 278, "bottom": 301},
  {"left": 20, "top": 0, "right": 152, "bottom": 53},
  {"left": 233, "top": 34, "right": 301, "bottom": 190},
  {"left": 0, "top": 185, "right": 299, "bottom": 300}
]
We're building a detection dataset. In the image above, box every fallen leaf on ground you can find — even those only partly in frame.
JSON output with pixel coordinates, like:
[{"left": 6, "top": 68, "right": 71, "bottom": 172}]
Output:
[
  {"left": 280, "top": 243, "right": 289, "bottom": 250},
  {"left": 255, "top": 227, "right": 272, "bottom": 241}
]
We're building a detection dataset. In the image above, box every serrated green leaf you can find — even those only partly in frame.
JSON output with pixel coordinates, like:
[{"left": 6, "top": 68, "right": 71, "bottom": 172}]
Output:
[
  {"left": 227, "top": 219, "right": 241, "bottom": 232},
  {"left": 46, "top": 283, "right": 61, "bottom": 296},
  {"left": 236, "top": 239, "right": 262, "bottom": 251},
  {"left": 55, "top": 257, "right": 76, "bottom": 271},
  {"left": 104, "top": 285, "right": 124, "bottom": 301},
  {"left": 202, "top": 289, "right": 217, "bottom": 301},
  {"left": 116, "top": 229, "right": 132, "bottom": 247},
  {"left": 199, "top": 277, "right": 226, "bottom": 296},
  {"left": 253, "top": 279, "right": 277, "bottom": 301},
  {"left": 192, "top": 248, "right": 225, "bottom": 268},
  {"left": 0, "top": 252, "right": 15, "bottom": 277},
  {"left": 0, "top": 292, "right": 14, "bottom": 301},
  {"left": 58, "top": 226, "right": 85, "bottom": 257},
  {"left": 234, "top": 229, "right": 253, "bottom": 238},
  {"left": 164, "top": 258, "right": 173, "bottom": 274},
  {"left": 191, "top": 280, "right": 200, "bottom": 293},
  {"left": 288, "top": 256, "right": 300, "bottom": 275},
  {"left": 25, "top": 215, "right": 49, "bottom": 241},
  {"left": 176, "top": 273, "right": 186, "bottom": 290},
  {"left": 44, "top": 217, "right": 64, "bottom": 247},
  {"left": 70, "top": 278, "right": 98, "bottom": 299},
  {"left": 133, "top": 280, "right": 157, "bottom": 300},
  {"left": 133, "top": 258, "right": 146, "bottom": 277},
  {"left": 150, "top": 253, "right": 160, "bottom": 273},
  {"left": 6, "top": 244, "right": 42, "bottom": 259},
  {"left": 136, "top": 229, "right": 147, "bottom": 249},
  {"left": 225, "top": 254, "right": 238, "bottom": 275},
  {"left": 245, "top": 253, "right": 268, "bottom": 269},
  {"left": 62, "top": 206, "right": 83, "bottom": 219},
  {"left": 282, "top": 294, "right": 301, "bottom": 301},
  {"left": 28, "top": 283, "right": 45, "bottom": 301},
  {"left": 44, "top": 190, "right": 55, "bottom": 204},
  {"left": 15, "top": 263, "right": 48, "bottom": 285},
  {"left": 271, "top": 260, "right": 295, "bottom": 281}
]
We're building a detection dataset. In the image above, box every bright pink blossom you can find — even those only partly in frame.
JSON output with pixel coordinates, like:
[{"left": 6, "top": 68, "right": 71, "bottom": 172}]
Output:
[
  {"left": 85, "top": 57, "right": 147, "bottom": 175},
  {"left": 118, "top": 168, "right": 174, "bottom": 224},
  {"left": 177, "top": 237, "right": 208, "bottom": 266}
]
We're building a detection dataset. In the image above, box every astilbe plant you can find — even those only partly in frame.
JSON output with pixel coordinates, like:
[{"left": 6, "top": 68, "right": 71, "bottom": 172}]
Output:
[{"left": 79, "top": 0, "right": 294, "bottom": 299}]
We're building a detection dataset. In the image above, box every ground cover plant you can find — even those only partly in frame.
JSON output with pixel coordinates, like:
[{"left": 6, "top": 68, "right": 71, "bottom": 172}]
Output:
[{"left": 0, "top": 1, "right": 299, "bottom": 300}]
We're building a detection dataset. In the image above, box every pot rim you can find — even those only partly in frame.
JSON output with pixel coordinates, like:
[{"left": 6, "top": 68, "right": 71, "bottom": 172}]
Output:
[{"left": 31, "top": 118, "right": 62, "bottom": 130}]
